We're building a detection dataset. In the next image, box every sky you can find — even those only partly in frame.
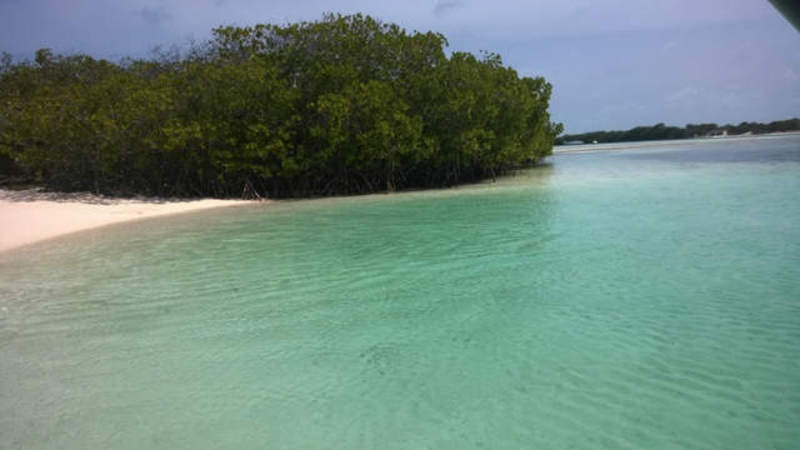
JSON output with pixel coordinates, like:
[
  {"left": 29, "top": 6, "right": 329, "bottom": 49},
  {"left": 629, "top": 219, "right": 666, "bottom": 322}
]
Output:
[{"left": 1, "top": 0, "right": 798, "bottom": 133}]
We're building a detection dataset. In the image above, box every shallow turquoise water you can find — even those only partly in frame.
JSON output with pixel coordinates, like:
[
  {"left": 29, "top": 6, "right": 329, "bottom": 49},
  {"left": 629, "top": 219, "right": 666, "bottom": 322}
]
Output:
[{"left": 2, "top": 135, "right": 800, "bottom": 449}]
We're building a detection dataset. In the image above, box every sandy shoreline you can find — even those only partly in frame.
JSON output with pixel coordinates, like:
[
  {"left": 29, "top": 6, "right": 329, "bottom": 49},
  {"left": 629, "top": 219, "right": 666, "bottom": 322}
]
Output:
[
  {"left": 0, "top": 189, "right": 257, "bottom": 253},
  {"left": 4, "top": 131, "right": 796, "bottom": 253},
  {"left": 552, "top": 131, "right": 800, "bottom": 155}
]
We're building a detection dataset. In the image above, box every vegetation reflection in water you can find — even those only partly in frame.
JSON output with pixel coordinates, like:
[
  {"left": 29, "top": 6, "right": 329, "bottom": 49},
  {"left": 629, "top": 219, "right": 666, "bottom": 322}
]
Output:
[{"left": 1, "top": 135, "right": 799, "bottom": 449}]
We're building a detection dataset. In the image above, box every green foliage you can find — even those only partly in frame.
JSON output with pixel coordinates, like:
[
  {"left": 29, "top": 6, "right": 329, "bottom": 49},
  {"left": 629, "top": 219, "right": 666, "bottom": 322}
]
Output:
[{"left": 0, "top": 14, "right": 560, "bottom": 197}]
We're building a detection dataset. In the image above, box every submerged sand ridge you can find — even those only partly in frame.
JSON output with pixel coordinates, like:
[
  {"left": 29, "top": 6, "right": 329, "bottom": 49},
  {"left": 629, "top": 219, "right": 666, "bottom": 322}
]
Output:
[{"left": 0, "top": 189, "right": 256, "bottom": 253}]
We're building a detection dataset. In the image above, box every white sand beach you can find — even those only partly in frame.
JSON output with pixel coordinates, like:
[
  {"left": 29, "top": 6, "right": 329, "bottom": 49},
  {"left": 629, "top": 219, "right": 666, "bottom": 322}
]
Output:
[
  {"left": 552, "top": 131, "right": 800, "bottom": 155},
  {"left": 0, "top": 189, "right": 257, "bottom": 253}
]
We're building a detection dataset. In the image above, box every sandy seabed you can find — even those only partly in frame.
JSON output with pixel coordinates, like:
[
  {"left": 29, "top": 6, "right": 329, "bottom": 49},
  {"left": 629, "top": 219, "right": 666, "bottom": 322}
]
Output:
[{"left": 0, "top": 189, "right": 257, "bottom": 253}]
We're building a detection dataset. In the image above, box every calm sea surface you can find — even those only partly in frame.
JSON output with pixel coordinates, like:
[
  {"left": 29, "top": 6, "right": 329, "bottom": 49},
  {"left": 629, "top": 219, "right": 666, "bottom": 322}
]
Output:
[{"left": 2, "top": 135, "right": 800, "bottom": 449}]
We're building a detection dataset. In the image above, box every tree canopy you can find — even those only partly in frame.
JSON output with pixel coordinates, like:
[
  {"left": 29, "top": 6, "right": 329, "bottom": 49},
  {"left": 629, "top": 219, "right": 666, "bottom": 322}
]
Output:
[{"left": 0, "top": 14, "right": 561, "bottom": 198}]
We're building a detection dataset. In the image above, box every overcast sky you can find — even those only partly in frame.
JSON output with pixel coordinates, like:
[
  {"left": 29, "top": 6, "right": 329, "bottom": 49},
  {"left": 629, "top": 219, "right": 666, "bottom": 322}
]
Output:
[{"left": 1, "top": 0, "right": 798, "bottom": 133}]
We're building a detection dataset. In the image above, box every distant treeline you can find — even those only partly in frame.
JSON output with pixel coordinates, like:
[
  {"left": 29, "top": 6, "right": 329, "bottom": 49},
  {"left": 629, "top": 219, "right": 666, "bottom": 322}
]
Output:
[
  {"left": 0, "top": 14, "right": 561, "bottom": 198},
  {"left": 556, "top": 119, "right": 800, "bottom": 145}
]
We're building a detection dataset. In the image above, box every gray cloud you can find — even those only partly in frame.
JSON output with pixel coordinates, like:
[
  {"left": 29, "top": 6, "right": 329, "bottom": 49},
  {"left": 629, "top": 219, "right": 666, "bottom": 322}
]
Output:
[
  {"left": 137, "top": 6, "right": 172, "bottom": 25},
  {"left": 433, "top": 0, "right": 463, "bottom": 17}
]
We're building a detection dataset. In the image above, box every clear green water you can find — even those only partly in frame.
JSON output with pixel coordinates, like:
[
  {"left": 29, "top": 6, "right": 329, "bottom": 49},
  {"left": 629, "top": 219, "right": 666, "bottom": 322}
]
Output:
[{"left": 2, "top": 135, "right": 800, "bottom": 449}]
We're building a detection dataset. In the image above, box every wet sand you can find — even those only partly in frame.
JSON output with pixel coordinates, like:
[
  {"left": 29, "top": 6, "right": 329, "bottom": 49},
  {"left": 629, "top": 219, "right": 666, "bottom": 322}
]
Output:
[{"left": 0, "top": 189, "right": 257, "bottom": 253}]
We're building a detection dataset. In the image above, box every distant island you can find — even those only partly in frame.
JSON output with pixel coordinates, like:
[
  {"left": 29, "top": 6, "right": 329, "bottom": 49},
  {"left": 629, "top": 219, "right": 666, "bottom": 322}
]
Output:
[
  {"left": 556, "top": 119, "right": 800, "bottom": 145},
  {"left": 0, "top": 14, "right": 561, "bottom": 199}
]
